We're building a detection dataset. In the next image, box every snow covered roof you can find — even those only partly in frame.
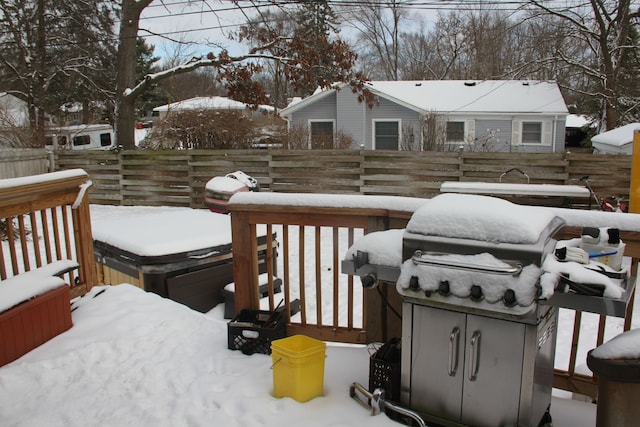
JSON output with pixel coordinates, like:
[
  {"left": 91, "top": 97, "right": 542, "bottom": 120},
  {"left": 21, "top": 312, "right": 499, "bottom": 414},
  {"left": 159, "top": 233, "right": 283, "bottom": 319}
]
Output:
[
  {"left": 280, "top": 80, "right": 568, "bottom": 117},
  {"left": 591, "top": 123, "right": 640, "bottom": 154},
  {"left": 153, "top": 96, "right": 274, "bottom": 113},
  {"left": 566, "top": 114, "right": 594, "bottom": 128}
]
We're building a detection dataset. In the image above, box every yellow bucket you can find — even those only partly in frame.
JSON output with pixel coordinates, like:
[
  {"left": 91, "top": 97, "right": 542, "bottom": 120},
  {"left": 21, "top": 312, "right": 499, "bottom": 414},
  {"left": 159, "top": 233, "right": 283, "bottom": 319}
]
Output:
[{"left": 271, "top": 335, "right": 326, "bottom": 402}]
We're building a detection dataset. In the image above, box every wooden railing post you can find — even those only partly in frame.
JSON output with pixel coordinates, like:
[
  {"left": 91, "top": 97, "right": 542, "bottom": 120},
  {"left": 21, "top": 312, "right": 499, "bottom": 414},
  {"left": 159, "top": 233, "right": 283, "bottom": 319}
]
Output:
[
  {"left": 71, "top": 192, "right": 98, "bottom": 297},
  {"left": 230, "top": 210, "right": 260, "bottom": 314}
]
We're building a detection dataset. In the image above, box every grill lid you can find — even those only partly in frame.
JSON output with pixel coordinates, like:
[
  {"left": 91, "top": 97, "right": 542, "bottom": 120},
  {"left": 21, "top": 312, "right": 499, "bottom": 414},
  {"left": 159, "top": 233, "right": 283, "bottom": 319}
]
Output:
[
  {"left": 406, "top": 193, "right": 559, "bottom": 244},
  {"left": 398, "top": 194, "right": 565, "bottom": 309}
]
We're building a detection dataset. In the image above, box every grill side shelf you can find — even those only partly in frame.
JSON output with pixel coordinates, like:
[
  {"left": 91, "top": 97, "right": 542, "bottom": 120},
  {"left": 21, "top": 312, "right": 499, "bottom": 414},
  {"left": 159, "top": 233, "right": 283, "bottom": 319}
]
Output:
[
  {"left": 542, "top": 275, "right": 636, "bottom": 318},
  {"left": 341, "top": 259, "right": 401, "bottom": 284}
]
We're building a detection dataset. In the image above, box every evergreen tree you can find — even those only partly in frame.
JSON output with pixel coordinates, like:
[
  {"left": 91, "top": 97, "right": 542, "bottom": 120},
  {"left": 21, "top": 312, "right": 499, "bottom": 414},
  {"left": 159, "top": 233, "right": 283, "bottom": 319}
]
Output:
[{"left": 135, "top": 37, "right": 166, "bottom": 117}]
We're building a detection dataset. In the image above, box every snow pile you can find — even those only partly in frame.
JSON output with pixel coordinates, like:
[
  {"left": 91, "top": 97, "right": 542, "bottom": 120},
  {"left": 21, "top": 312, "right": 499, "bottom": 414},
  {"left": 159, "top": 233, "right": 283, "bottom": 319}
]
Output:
[
  {"left": 0, "top": 284, "right": 393, "bottom": 427},
  {"left": 406, "top": 193, "right": 559, "bottom": 244},
  {"left": 0, "top": 259, "right": 79, "bottom": 313}
]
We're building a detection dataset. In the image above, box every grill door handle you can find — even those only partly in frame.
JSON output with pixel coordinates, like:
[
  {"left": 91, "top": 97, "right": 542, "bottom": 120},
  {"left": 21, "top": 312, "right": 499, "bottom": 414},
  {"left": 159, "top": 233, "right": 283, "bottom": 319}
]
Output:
[
  {"left": 412, "top": 251, "right": 522, "bottom": 276},
  {"left": 468, "top": 330, "right": 481, "bottom": 381},
  {"left": 448, "top": 326, "right": 460, "bottom": 376}
]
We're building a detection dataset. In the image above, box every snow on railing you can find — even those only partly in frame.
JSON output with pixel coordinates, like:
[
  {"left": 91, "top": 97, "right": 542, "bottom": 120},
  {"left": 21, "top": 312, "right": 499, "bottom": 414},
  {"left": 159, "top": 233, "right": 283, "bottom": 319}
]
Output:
[
  {"left": 228, "top": 191, "right": 639, "bottom": 399},
  {"left": 0, "top": 169, "right": 98, "bottom": 299}
]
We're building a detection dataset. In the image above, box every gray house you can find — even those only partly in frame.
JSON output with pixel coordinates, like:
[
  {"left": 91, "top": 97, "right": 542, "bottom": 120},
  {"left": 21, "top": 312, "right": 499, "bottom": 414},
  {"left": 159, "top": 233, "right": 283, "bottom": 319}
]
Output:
[{"left": 279, "top": 80, "right": 569, "bottom": 152}]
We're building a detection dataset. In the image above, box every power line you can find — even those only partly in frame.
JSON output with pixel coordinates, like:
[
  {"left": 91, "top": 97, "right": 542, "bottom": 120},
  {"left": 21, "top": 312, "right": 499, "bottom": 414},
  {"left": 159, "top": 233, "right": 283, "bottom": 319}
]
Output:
[{"left": 0, "top": 1, "right": 586, "bottom": 52}]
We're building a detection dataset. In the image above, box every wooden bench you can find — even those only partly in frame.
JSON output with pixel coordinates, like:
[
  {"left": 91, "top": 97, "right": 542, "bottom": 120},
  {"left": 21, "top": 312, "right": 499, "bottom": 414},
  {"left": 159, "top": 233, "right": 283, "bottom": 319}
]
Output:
[{"left": 0, "top": 260, "right": 79, "bottom": 366}]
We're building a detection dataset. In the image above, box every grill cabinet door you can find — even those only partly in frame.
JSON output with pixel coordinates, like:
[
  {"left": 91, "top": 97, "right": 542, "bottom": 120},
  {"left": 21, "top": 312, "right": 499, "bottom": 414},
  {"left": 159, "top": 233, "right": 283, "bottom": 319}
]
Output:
[
  {"left": 461, "top": 314, "right": 525, "bottom": 427},
  {"left": 410, "top": 305, "right": 466, "bottom": 423}
]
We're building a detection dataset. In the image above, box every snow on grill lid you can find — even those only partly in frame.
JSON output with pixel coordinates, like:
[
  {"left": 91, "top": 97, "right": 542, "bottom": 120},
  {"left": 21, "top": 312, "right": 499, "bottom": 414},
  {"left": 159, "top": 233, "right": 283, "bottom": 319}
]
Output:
[{"left": 406, "top": 193, "right": 558, "bottom": 244}]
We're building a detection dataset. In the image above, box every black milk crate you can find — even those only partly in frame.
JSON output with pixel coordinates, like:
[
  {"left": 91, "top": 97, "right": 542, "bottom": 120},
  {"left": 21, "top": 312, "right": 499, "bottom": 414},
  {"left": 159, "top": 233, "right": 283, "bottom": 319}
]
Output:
[
  {"left": 369, "top": 337, "right": 401, "bottom": 402},
  {"left": 227, "top": 309, "right": 286, "bottom": 355}
]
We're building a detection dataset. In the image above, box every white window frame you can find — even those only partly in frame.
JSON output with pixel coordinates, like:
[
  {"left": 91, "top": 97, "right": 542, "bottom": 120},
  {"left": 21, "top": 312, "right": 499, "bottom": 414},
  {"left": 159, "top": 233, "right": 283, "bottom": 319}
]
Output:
[
  {"left": 372, "top": 119, "right": 401, "bottom": 150},
  {"left": 512, "top": 119, "right": 552, "bottom": 146},
  {"left": 308, "top": 119, "right": 336, "bottom": 149}
]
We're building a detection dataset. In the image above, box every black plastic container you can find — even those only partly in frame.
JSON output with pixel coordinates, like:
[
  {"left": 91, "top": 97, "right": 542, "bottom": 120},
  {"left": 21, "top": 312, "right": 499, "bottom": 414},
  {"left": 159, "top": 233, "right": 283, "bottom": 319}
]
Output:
[
  {"left": 369, "top": 337, "right": 402, "bottom": 402},
  {"left": 227, "top": 309, "right": 286, "bottom": 355}
]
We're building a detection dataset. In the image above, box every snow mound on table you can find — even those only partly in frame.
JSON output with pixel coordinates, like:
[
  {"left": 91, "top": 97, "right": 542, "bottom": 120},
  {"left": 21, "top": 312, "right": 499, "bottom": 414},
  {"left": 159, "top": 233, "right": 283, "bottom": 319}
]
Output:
[
  {"left": 406, "top": 193, "right": 558, "bottom": 244},
  {"left": 344, "top": 229, "right": 404, "bottom": 267}
]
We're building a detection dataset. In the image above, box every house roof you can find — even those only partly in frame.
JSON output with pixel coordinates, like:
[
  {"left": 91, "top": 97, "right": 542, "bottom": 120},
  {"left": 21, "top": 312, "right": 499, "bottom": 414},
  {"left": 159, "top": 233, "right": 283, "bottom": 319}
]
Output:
[
  {"left": 591, "top": 123, "right": 640, "bottom": 148},
  {"left": 565, "top": 114, "right": 594, "bottom": 128},
  {"left": 280, "top": 80, "right": 568, "bottom": 117},
  {"left": 153, "top": 96, "right": 274, "bottom": 113}
]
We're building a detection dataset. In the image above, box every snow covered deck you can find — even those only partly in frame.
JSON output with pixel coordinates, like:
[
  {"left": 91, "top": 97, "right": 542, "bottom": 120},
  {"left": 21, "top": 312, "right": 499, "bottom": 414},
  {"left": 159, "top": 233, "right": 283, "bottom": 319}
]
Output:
[
  {"left": 2, "top": 172, "right": 640, "bottom": 426},
  {"left": 0, "top": 283, "right": 598, "bottom": 427}
]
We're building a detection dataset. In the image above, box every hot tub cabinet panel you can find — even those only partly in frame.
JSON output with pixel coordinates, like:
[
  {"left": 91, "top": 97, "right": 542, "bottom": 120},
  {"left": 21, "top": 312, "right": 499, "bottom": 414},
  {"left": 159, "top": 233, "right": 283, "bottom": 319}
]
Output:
[
  {"left": 0, "top": 285, "right": 72, "bottom": 367},
  {"left": 401, "top": 302, "right": 557, "bottom": 427}
]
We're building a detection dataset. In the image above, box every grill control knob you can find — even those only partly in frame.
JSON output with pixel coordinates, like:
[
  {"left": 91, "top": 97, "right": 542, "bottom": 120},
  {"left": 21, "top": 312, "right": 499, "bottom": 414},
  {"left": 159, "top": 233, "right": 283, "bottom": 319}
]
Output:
[
  {"left": 409, "top": 276, "right": 420, "bottom": 290},
  {"left": 470, "top": 285, "right": 483, "bottom": 301},
  {"left": 438, "top": 281, "right": 451, "bottom": 296},
  {"left": 361, "top": 274, "right": 377, "bottom": 289},
  {"left": 503, "top": 289, "right": 517, "bottom": 306}
]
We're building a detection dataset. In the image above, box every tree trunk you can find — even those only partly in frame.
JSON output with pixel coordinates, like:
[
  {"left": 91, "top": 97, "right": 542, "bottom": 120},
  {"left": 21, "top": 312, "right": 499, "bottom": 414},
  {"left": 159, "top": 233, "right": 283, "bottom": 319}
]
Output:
[
  {"left": 115, "top": 0, "right": 152, "bottom": 149},
  {"left": 34, "top": 0, "right": 46, "bottom": 148}
]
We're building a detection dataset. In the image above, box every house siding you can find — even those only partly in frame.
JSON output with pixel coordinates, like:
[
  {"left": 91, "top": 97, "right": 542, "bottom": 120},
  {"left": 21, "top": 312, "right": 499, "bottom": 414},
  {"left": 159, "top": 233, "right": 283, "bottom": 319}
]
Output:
[
  {"left": 336, "top": 90, "right": 365, "bottom": 147},
  {"left": 288, "top": 92, "right": 337, "bottom": 128},
  {"left": 474, "top": 119, "right": 512, "bottom": 152},
  {"left": 363, "top": 98, "right": 422, "bottom": 150},
  {"left": 281, "top": 81, "right": 568, "bottom": 152}
]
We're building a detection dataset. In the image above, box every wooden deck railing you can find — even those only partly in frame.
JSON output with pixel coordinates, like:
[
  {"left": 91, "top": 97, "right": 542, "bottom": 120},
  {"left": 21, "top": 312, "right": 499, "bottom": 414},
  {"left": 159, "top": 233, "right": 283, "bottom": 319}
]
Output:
[
  {"left": 229, "top": 192, "right": 640, "bottom": 399},
  {"left": 0, "top": 169, "right": 98, "bottom": 299}
]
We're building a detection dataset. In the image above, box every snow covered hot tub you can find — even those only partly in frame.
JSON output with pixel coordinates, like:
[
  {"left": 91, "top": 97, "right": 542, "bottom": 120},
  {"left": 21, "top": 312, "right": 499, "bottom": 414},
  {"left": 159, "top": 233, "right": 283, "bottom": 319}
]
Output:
[{"left": 91, "top": 206, "right": 276, "bottom": 313}]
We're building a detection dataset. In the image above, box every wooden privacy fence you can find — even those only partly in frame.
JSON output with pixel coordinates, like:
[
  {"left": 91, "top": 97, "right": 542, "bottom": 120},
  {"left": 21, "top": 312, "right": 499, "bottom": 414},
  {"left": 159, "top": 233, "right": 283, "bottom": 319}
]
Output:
[
  {"left": 228, "top": 193, "right": 640, "bottom": 400},
  {"left": 0, "top": 149, "right": 50, "bottom": 179},
  {"left": 53, "top": 149, "right": 632, "bottom": 208}
]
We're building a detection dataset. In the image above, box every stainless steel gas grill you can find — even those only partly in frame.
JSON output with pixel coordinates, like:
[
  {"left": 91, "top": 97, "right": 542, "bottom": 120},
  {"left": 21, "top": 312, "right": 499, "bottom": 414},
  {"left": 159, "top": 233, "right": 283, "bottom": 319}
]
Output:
[
  {"left": 344, "top": 195, "right": 637, "bottom": 426},
  {"left": 343, "top": 194, "right": 600, "bottom": 427},
  {"left": 398, "top": 196, "right": 564, "bottom": 427}
]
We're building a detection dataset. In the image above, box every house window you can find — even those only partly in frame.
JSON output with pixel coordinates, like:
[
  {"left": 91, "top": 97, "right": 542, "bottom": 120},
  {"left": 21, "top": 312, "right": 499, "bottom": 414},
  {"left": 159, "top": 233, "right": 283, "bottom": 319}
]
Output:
[
  {"left": 310, "top": 121, "right": 334, "bottom": 149},
  {"left": 73, "top": 135, "right": 90, "bottom": 146},
  {"left": 374, "top": 121, "right": 399, "bottom": 150},
  {"left": 446, "top": 121, "right": 465, "bottom": 142},
  {"left": 522, "top": 122, "right": 542, "bottom": 144},
  {"left": 100, "top": 133, "right": 112, "bottom": 147}
]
